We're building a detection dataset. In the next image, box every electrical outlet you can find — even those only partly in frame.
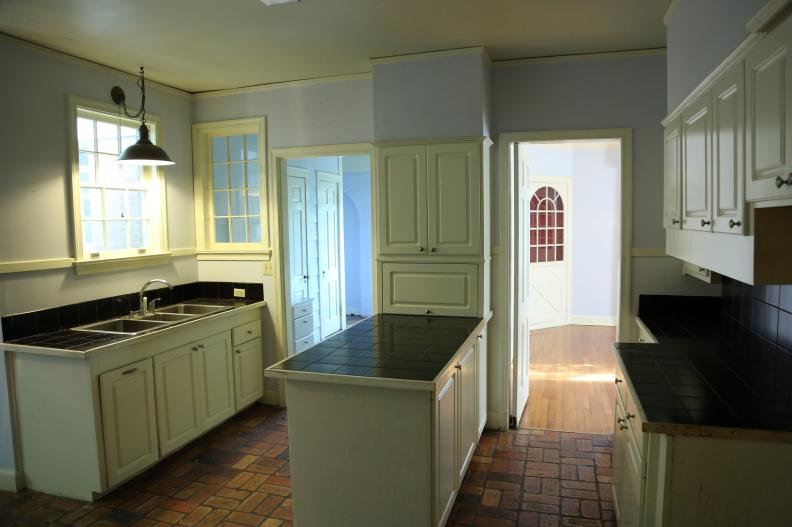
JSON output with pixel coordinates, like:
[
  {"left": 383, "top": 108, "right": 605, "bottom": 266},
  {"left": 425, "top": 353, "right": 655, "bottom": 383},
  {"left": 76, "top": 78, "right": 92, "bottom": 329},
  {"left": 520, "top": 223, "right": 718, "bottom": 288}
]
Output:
[
  {"left": 233, "top": 288, "right": 246, "bottom": 298},
  {"left": 263, "top": 262, "right": 274, "bottom": 275}
]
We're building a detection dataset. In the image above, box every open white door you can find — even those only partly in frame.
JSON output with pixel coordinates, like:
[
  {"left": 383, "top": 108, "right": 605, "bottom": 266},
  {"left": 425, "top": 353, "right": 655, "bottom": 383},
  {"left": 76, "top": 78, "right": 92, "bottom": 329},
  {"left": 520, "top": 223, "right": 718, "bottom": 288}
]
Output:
[
  {"left": 317, "top": 172, "right": 343, "bottom": 339},
  {"left": 511, "top": 147, "right": 530, "bottom": 426},
  {"left": 287, "top": 168, "right": 310, "bottom": 303}
]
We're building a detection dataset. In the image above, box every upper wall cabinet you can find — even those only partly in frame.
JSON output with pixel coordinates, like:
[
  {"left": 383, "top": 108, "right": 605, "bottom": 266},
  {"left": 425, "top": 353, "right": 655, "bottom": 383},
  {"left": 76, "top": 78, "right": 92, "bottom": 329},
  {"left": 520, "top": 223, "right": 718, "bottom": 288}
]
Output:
[
  {"left": 377, "top": 141, "right": 482, "bottom": 257},
  {"left": 663, "top": 117, "right": 682, "bottom": 229},
  {"left": 745, "top": 15, "right": 792, "bottom": 202},
  {"left": 682, "top": 91, "right": 713, "bottom": 232}
]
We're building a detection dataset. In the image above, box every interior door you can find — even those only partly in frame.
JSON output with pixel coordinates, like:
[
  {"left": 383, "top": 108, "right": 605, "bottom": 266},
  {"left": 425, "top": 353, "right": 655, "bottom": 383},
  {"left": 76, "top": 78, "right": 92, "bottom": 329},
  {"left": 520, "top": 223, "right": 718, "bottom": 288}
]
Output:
[
  {"left": 317, "top": 172, "right": 343, "bottom": 339},
  {"left": 287, "top": 168, "right": 310, "bottom": 303},
  {"left": 528, "top": 178, "right": 570, "bottom": 330},
  {"left": 511, "top": 146, "right": 530, "bottom": 426}
]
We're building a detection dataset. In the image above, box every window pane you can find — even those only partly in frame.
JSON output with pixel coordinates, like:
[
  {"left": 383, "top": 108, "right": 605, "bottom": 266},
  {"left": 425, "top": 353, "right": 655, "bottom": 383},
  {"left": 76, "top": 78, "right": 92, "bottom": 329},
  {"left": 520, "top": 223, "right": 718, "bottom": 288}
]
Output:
[
  {"left": 77, "top": 118, "right": 95, "bottom": 151},
  {"left": 246, "top": 162, "right": 260, "bottom": 188},
  {"left": 80, "top": 188, "right": 103, "bottom": 219},
  {"left": 229, "top": 135, "right": 244, "bottom": 161},
  {"left": 246, "top": 189, "right": 260, "bottom": 215},
  {"left": 212, "top": 164, "right": 228, "bottom": 189},
  {"left": 107, "top": 220, "right": 127, "bottom": 250},
  {"left": 129, "top": 220, "right": 148, "bottom": 248},
  {"left": 96, "top": 121, "right": 118, "bottom": 154},
  {"left": 120, "top": 126, "right": 138, "bottom": 151},
  {"left": 97, "top": 154, "right": 122, "bottom": 185},
  {"left": 245, "top": 134, "right": 259, "bottom": 160},
  {"left": 229, "top": 163, "right": 245, "bottom": 189},
  {"left": 82, "top": 221, "right": 104, "bottom": 252},
  {"left": 230, "top": 190, "right": 245, "bottom": 215},
  {"left": 214, "top": 218, "right": 229, "bottom": 243},
  {"left": 212, "top": 137, "right": 227, "bottom": 162},
  {"left": 106, "top": 190, "right": 126, "bottom": 218},
  {"left": 213, "top": 191, "right": 229, "bottom": 216},
  {"left": 247, "top": 217, "right": 261, "bottom": 243},
  {"left": 128, "top": 191, "right": 145, "bottom": 217},
  {"left": 79, "top": 152, "right": 96, "bottom": 183},
  {"left": 231, "top": 218, "right": 246, "bottom": 242},
  {"left": 122, "top": 164, "right": 143, "bottom": 186}
]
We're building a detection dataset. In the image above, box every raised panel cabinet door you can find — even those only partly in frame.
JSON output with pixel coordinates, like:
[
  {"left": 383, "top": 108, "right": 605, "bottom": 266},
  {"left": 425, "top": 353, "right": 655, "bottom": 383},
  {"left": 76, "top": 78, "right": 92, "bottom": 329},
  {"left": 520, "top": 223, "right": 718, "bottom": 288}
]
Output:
[
  {"left": 154, "top": 345, "right": 204, "bottom": 456},
  {"left": 233, "top": 337, "right": 264, "bottom": 409},
  {"left": 682, "top": 90, "right": 713, "bottom": 231},
  {"left": 457, "top": 343, "right": 477, "bottom": 483},
  {"left": 435, "top": 374, "right": 457, "bottom": 527},
  {"left": 613, "top": 396, "right": 644, "bottom": 527},
  {"left": 381, "top": 262, "right": 479, "bottom": 317},
  {"left": 476, "top": 329, "right": 488, "bottom": 435},
  {"left": 746, "top": 16, "right": 792, "bottom": 201},
  {"left": 712, "top": 62, "right": 746, "bottom": 234},
  {"left": 427, "top": 142, "right": 482, "bottom": 255},
  {"left": 376, "top": 145, "right": 428, "bottom": 255},
  {"left": 199, "top": 332, "right": 236, "bottom": 429},
  {"left": 100, "top": 358, "right": 159, "bottom": 488},
  {"left": 663, "top": 117, "right": 682, "bottom": 229}
]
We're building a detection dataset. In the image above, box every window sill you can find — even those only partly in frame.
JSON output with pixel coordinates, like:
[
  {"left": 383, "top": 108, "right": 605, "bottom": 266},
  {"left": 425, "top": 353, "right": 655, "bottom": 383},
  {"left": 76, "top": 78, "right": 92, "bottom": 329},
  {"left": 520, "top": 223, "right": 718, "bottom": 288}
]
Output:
[
  {"left": 73, "top": 252, "right": 172, "bottom": 275},
  {"left": 195, "top": 250, "right": 272, "bottom": 262}
]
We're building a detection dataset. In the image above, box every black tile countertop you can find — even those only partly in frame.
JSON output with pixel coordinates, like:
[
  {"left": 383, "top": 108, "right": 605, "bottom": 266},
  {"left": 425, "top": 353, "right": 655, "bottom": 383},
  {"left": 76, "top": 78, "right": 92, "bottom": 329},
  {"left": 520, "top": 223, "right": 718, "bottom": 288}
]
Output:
[
  {"left": 269, "top": 314, "right": 483, "bottom": 382},
  {"left": 3, "top": 298, "right": 263, "bottom": 353}
]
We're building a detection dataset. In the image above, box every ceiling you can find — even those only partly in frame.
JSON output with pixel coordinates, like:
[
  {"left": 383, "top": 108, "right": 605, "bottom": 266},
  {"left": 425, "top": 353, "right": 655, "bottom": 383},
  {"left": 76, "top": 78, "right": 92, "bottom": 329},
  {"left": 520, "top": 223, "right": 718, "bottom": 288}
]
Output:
[{"left": 0, "top": 0, "right": 668, "bottom": 93}]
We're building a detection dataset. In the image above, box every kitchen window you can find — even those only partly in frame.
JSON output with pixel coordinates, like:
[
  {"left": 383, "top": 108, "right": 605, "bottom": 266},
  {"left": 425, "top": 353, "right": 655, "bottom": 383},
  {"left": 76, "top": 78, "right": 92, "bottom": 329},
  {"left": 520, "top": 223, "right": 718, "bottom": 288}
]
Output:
[
  {"left": 192, "top": 118, "right": 269, "bottom": 257},
  {"left": 71, "top": 103, "right": 168, "bottom": 269}
]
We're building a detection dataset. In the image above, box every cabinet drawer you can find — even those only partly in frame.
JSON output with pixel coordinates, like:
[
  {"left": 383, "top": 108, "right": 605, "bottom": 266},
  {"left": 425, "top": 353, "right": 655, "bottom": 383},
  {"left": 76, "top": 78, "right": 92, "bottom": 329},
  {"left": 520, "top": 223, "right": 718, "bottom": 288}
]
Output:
[
  {"left": 381, "top": 262, "right": 479, "bottom": 317},
  {"left": 293, "top": 313, "right": 314, "bottom": 340},
  {"left": 232, "top": 320, "right": 261, "bottom": 346},
  {"left": 294, "top": 334, "right": 315, "bottom": 353},
  {"left": 292, "top": 301, "right": 313, "bottom": 320}
]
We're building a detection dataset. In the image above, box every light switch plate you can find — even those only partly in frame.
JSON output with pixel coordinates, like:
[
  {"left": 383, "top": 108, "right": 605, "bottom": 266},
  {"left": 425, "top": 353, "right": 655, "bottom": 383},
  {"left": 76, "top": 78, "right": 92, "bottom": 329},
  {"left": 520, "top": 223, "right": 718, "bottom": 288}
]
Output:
[
  {"left": 263, "top": 262, "right": 274, "bottom": 275},
  {"left": 233, "top": 288, "right": 246, "bottom": 298}
]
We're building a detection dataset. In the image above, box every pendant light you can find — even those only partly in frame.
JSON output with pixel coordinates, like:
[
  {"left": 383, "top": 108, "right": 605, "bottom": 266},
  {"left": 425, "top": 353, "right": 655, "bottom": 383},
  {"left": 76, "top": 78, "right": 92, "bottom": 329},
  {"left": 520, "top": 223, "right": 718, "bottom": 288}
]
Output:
[{"left": 110, "top": 67, "right": 174, "bottom": 166}]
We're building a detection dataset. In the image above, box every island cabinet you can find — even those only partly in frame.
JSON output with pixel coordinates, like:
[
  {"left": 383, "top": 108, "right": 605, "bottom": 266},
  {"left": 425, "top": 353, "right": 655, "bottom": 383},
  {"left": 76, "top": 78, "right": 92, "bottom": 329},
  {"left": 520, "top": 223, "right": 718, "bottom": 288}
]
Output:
[{"left": 7, "top": 304, "right": 265, "bottom": 500}]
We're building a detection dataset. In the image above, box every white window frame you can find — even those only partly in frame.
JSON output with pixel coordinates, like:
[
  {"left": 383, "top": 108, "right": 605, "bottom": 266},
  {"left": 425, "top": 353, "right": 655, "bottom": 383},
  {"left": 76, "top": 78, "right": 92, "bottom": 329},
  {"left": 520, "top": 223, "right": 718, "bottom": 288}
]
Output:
[
  {"left": 192, "top": 117, "right": 270, "bottom": 259},
  {"left": 69, "top": 96, "right": 170, "bottom": 274}
]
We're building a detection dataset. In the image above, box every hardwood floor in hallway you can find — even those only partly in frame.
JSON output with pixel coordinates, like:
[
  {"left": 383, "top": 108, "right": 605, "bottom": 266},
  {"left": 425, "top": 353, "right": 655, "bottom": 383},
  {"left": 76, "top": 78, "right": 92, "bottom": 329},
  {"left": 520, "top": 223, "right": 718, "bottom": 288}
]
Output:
[{"left": 520, "top": 325, "right": 617, "bottom": 435}]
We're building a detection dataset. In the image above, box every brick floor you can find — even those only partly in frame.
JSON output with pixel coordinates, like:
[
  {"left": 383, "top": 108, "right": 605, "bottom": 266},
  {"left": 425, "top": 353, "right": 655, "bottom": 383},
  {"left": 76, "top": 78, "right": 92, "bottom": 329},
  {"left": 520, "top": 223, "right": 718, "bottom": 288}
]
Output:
[{"left": 0, "top": 404, "right": 614, "bottom": 527}]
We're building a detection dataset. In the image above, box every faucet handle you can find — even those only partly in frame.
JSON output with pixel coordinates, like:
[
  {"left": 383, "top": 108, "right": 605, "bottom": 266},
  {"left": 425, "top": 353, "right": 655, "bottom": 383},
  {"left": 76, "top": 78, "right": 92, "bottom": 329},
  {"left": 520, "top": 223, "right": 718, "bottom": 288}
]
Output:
[{"left": 149, "top": 298, "right": 161, "bottom": 314}]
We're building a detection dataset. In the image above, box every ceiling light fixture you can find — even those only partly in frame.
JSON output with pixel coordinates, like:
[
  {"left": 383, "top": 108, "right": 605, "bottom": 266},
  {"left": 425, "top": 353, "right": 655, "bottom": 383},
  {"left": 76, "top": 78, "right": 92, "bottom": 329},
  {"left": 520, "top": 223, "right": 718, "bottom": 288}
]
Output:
[
  {"left": 260, "top": 0, "right": 300, "bottom": 6},
  {"left": 110, "top": 67, "right": 174, "bottom": 166}
]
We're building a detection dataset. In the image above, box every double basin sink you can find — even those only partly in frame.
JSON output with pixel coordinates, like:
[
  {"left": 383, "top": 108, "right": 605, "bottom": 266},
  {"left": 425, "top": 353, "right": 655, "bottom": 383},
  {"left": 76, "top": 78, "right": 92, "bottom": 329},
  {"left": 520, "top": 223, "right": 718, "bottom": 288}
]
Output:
[{"left": 73, "top": 303, "right": 233, "bottom": 336}]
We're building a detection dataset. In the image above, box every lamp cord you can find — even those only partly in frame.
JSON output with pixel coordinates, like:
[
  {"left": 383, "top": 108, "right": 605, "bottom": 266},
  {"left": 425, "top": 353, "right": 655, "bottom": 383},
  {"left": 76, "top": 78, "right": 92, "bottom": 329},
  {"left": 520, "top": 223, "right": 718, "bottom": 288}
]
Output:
[{"left": 119, "top": 66, "right": 147, "bottom": 126}]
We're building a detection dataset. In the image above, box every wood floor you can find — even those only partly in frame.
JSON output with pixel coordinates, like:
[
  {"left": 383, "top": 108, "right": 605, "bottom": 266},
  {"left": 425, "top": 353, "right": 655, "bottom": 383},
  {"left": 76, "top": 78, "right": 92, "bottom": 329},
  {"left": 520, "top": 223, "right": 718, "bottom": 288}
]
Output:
[{"left": 520, "top": 325, "right": 616, "bottom": 435}]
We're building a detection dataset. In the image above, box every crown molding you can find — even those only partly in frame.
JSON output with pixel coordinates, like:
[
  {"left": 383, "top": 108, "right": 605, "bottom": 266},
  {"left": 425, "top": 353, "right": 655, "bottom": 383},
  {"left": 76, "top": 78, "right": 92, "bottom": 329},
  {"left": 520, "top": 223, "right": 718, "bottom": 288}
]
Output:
[
  {"left": 370, "top": 46, "right": 491, "bottom": 66},
  {"left": 191, "top": 72, "right": 372, "bottom": 99},
  {"left": 492, "top": 47, "right": 666, "bottom": 69}
]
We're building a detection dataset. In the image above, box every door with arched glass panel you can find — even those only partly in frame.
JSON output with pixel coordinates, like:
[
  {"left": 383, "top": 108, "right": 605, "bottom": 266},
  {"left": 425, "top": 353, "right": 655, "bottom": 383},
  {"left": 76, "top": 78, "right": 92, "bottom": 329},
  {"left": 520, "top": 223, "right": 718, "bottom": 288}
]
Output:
[{"left": 528, "top": 179, "right": 570, "bottom": 329}]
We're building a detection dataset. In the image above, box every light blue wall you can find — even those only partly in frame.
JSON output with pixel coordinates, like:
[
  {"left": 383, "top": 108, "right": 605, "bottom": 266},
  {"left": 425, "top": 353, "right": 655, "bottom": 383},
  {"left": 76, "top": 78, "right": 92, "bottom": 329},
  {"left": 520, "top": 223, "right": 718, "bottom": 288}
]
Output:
[{"left": 342, "top": 161, "right": 373, "bottom": 316}]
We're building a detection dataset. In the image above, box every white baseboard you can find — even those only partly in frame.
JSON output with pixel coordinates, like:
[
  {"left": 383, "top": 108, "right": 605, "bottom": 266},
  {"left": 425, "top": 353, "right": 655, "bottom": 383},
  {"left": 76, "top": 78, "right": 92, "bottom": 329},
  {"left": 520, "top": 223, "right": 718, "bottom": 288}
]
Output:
[
  {"left": 0, "top": 468, "right": 24, "bottom": 492},
  {"left": 569, "top": 315, "right": 617, "bottom": 327}
]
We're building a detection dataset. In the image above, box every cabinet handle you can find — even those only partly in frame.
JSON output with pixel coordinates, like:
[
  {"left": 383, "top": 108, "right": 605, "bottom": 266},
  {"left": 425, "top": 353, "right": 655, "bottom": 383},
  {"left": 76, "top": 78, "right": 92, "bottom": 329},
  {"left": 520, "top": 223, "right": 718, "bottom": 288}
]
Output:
[
  {"left": 418, "top": 246, "right": 425, "bottom": 252},
  {"left": 477, "top": 335, "right": 483, "bottom": 341},
  {"left": 455, "top": 364, "right": 462, "bottom": 370},
  {"left": 425, "top": 309, "right": 432, "bottom": 315},
  {"left": 672, "top": 218, "right": 680, "bottom": 225},
  {"left": 235, "top": 349, "right": 241, "bottom": 354},
  {"left": 617, "top": 417, "right": 626, "bottom": 424},
  {"left": 615, "top": 378, "right": 623, "bottom": 384},
  {"left": 247, "top": 329, "right": 254, "bottom": 334},
  {"left": 698, "top": 267, "right": 707, "bottom": 273},
  {"left": 776, "top": 174, "right": 792, "bottom": 188},
  {"left": 192, "top": 346, "right": 199, "bottom": 351},
  {"left": 198, "top": 344, "right": 205, "bottom": 349},
  {"left": 122, "top": 368, "right": 138, "bottom": 376},
  {"left": 625, "top": 413, "right": 635, "bottom": 420},
  {"left": 700, "top": 219, "right": 711, "bottom": 227},
  {"left": 430, "top": 247, "right": 437, "bottom": 253},
  {"left": 619, "top": 424, "right": 629, "bottom": 431},
  {"left": 728, "top": 219, "right": 742, "bottom": 229}
]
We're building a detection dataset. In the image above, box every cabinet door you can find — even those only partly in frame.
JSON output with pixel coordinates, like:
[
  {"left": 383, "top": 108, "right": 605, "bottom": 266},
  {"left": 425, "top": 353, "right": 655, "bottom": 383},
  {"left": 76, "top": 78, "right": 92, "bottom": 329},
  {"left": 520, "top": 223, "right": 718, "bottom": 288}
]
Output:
[
  {"left": 377, "top": 145, "right": 428, "bottom": 255},
  {"left": 476, "top": 329, "right": 488, "bottom": 435},
  {"left": 100, "top": 358, "right": 159, "bottom": 488},
  {"left": 381, "top": 262, "right": 479, "bottom": 317},
  {"left": 682, "top": 91, "right": 713, "bottom": 231},
  {"left": 663, "top": 117, "right": 682, "bottom": 229},
  {"left": 457, "top": 343, "right": 477, "bottom": 482},
  {"left": 234, "top": 337, "right": 263, "bottom": 409},
  {"left": 427, "top": 143, "right": 481, "bottom": 255},
  {"left": 746, "top": 16, "right": 792, "bottom": 201},
  {"left": 154, "top": 345, "right": 204, "bottom": 455},
  {"left": 199, "top": 332, "right": 236, "bottom": 429},
  {"left": 613, "top": 396, "right": 644, "bottom": 527},
  {"left": 712, "top": 62, "right": 746, "bottom": 234},
  {"left": 435, "top": 375, "right": 457, "bottom": 527}
]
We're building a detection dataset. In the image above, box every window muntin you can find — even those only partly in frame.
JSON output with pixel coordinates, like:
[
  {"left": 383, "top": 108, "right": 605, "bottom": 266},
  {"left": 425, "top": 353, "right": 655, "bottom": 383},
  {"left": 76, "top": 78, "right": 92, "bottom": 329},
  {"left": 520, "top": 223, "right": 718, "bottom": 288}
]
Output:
[
  {"left": 529, "top": 186, "right": 565, "bottom": 263},
  {"left": 74, "top": 107, "right": 165, "bottom": 260},
  {"left": 210, "top": 134, "right": 262, "bottom": 244}
]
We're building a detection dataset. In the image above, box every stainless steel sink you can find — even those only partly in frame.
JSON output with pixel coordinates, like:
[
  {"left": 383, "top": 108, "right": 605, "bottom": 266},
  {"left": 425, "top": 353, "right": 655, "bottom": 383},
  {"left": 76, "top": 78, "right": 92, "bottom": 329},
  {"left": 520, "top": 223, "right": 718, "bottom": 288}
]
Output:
[
  {"left": 141, "top": 313, "right": 195, "bottom": 323},
  {"left": 75, "top": 318, "right": 168, "bottom": 335},
  {"left": 158, "top": 303, "right": 232, "bottom": 315}
]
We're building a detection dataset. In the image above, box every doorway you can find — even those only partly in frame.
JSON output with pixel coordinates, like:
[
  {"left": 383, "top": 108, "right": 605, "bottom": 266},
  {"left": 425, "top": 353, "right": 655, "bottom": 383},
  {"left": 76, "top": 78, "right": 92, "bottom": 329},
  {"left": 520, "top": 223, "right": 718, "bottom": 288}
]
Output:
[{"left": 279, "top": 151, "right": 374, "bottom": 355}]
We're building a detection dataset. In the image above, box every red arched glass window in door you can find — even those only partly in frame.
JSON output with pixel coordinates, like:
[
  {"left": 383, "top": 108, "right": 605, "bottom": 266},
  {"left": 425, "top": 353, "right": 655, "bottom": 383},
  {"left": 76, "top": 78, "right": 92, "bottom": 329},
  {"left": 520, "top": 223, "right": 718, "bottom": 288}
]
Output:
[{"left": 529, "top": 186, "right": 564, "bottom": 263}]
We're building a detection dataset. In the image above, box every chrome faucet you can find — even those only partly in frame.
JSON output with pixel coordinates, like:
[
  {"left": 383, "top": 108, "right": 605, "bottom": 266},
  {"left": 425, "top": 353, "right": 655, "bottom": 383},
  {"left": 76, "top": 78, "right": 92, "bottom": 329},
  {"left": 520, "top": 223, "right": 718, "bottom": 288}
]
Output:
[{"left": 139, "top": 279, "right": 173, "bottom": 316}]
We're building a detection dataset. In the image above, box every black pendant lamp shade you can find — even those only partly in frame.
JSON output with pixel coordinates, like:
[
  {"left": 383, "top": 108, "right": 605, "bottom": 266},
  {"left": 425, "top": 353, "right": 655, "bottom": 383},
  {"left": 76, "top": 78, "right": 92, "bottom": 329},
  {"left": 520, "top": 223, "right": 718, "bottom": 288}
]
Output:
[{"left": 111, "top": 67, "right": 174, "bottom": 167}]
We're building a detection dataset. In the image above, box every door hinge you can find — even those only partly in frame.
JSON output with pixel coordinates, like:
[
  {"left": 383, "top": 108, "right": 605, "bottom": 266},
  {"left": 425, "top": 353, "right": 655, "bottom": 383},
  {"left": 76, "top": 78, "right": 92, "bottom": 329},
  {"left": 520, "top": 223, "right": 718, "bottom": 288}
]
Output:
[{"left": 509, "top": 415, "right": 518, "bottom": 429}]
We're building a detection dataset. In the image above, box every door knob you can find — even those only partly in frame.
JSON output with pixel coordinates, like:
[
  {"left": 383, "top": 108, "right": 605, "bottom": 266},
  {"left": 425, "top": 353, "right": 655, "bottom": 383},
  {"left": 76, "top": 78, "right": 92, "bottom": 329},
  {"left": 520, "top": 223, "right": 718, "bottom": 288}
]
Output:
[
  {"left": 671, "top": 218, "right": 680, "bottom": 225},
  {"left": 728, "top": 219, "right": 741, "bottom": 229},
  {"left": 776, "top": 174, "right": 792, "bottom": 188},
  {"left": 303, "top": 275, "right": 308, "bottom": 280},
  {"left": 700, "top": 219, "right": 711, "bottom": 227}
]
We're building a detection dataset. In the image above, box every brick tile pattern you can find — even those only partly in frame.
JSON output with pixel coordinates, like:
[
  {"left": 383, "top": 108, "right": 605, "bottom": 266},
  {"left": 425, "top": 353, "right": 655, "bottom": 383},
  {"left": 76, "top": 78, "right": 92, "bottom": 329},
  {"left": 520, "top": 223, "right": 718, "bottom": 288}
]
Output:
[{"left": 0, "top": 405, "right": 614, "bottom": 527}]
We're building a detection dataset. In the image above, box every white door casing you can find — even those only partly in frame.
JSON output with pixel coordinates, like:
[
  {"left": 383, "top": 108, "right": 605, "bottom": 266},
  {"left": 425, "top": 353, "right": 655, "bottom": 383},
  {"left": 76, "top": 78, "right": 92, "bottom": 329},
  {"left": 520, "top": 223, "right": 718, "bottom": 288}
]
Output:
[
  {"left": 317, "top": 171, "right": 343, "bottom": 339},
  {"left": 287, "top": 168, "right": 310, "bottom": 303},
  {"left": 527, "top": 177, "right": 571, "bottom": 330},
  {"left": 511, "top": 146, "right": 530, "bottom": 426}
]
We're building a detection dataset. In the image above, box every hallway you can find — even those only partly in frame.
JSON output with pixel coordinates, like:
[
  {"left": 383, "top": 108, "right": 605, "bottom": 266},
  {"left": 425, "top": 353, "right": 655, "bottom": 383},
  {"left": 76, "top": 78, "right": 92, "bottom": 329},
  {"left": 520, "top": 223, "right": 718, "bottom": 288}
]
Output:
[{"left": 520, "top": 325, "right": 616, "bottom": 435}]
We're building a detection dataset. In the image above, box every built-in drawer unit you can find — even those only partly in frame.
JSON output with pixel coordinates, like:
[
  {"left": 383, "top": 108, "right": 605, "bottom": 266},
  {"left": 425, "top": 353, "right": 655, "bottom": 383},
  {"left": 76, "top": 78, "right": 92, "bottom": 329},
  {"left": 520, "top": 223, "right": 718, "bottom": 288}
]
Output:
[
  {"left": 293, "top": 313, "right": 314, "bottom": 340},
  {"left": 292, "top": 300, "right": 313, "bottom": 320},
  {"left": 381, "top": 262, "right": 480, "bottom": 317},
  {"left": 615, "top": 360, "right": 645, "bottom": 454},
  {"left": 233, "top": 320, "right": 261, "bottom": 345},
  {"left": 294, "top": 334, "right": 315, "bottom": 353}
]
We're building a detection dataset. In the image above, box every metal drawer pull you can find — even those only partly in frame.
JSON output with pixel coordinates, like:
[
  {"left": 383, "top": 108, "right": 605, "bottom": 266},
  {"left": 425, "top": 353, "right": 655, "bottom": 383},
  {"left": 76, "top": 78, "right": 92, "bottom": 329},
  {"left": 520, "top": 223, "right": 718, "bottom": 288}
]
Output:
[
  {"left": 430, "top": 247, "right": 437, "bottom": 253},
  {"left": 198, "top": 344, "right": 204, "bottom": 349},
  {"left": 192, "top": 346, "right": 199, "bottom": 351},
  {"left": 728, "top": 219, "right": 741, "bottom": 229},
  {"left": 234, "top": 349, "right": 241, "bottom": 354},
  {"left": 418, "top": 246, "right": 425, "bottom": 252},
  {"left": 455, "top": 364, "right": 462, "bottom": 370},
  {"left": 614, "top": 378, "right": 623, "bottom": 384},
  {"left": 247, "top": 329, "right": 254, "bottom": 334},
  {"left": 617, "top": 417, "right": 626, "bottom": 424},
  {"left": 700, "top": 219, "right": 711, "bottom": 227},
  {"left": 625, "top": 413, "right": 635, "bottom": 420},
  {"left": 619, "top": 424, "right": 629, "bottom": 431},
  {"left": 122, "top": 368, "right": 138, "bottom": 376},
  {"left": 776, "top": 174, "right": 792, "bottom": 188},
  {"left": 425, "top": 309, "right": 432, "bottom": 315},
  {"left": 672, "top": 218, "right": 680, "bottom": 225}
]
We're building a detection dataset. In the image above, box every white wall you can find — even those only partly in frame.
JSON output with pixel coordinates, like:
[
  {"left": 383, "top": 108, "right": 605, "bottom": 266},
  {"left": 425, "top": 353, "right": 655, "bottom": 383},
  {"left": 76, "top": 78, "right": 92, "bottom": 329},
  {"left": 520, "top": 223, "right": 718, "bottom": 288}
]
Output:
[
  {"left": 521, "top": 142, "right": 620, "bottom": 322},
  {"left": 666, "top": 0, "right": 766, "bottom": 111},
  {"left": 342, "top": 155, "right": 373, "bottom": 316}
]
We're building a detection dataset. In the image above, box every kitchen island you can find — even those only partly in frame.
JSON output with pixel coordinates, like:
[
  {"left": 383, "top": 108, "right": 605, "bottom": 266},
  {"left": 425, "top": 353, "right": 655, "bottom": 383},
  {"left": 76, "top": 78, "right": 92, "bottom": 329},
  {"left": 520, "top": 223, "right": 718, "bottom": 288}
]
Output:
[{"left": 265, "top": 313, "right": 489, "bottom": 527}]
